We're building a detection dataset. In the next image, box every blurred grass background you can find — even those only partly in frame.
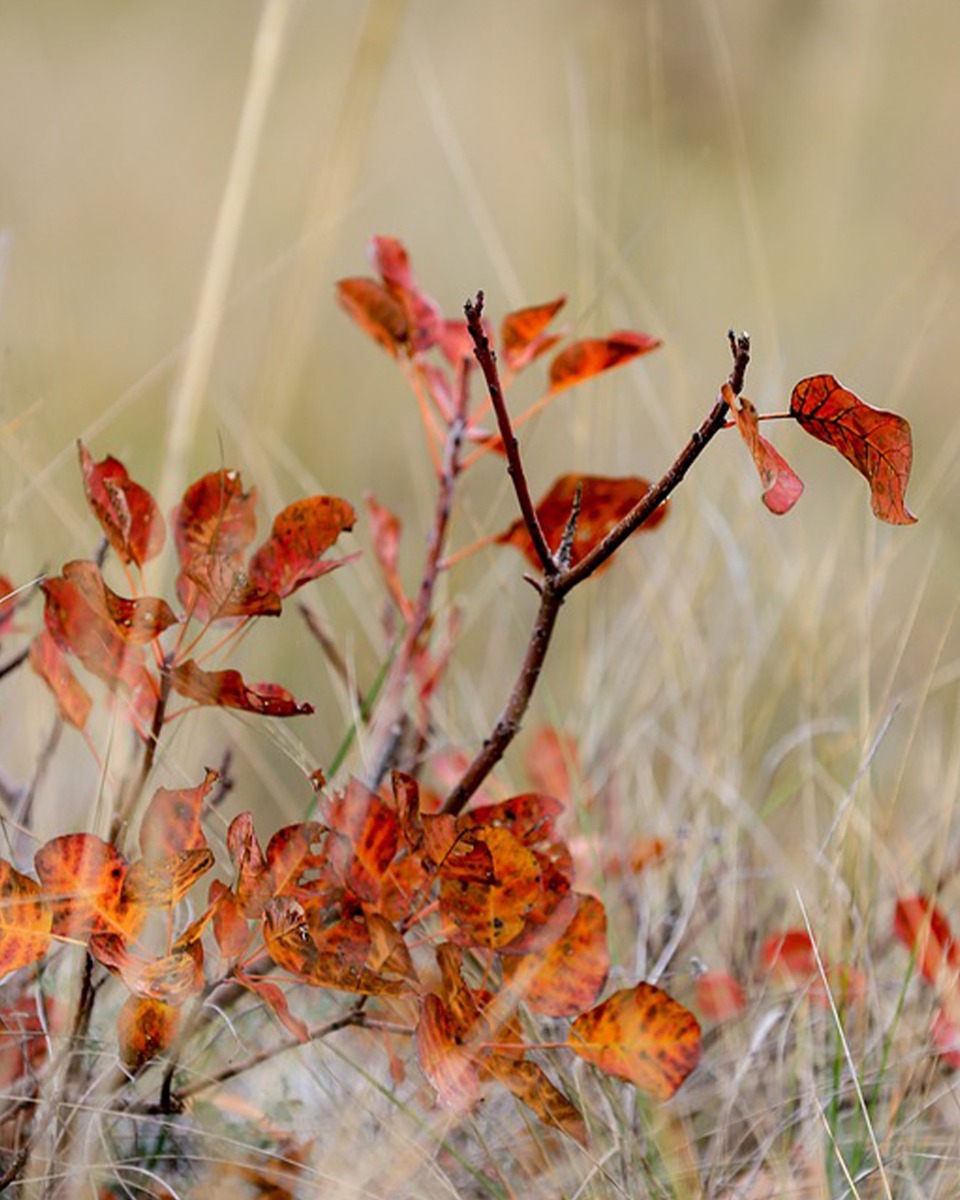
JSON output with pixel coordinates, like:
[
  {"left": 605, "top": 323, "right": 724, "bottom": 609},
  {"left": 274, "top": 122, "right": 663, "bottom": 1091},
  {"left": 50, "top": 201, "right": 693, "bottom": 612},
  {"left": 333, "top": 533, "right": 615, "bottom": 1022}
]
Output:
[{"left": 1, "top": 0, "right": 958, "bottom": 863}]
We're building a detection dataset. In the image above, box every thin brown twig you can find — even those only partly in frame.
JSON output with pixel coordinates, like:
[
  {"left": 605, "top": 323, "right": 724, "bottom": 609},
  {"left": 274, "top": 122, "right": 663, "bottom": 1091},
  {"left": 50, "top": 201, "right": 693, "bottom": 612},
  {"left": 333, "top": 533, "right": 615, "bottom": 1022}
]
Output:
[{"left": 442, "top": 329, "right": 750, "bottom": 816}]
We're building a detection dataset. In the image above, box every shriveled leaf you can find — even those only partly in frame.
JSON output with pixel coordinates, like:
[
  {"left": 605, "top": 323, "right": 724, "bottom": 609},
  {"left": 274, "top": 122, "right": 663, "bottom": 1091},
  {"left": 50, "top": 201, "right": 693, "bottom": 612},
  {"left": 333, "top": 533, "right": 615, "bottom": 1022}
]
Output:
[
  {"left": 894, "top": 895, "right": 957, "bottom": 985},
  {"left": 439, "top": 826, "right": 542, "bottom": 949},
  {"left": 248, "top": 496, "right": 357, "bottom": 599},
  {"left": 416, "top": 992, "right": 482, "bottom": 1112},
  {"left": 337, "top": 277, "right": 409, "bottom": 356},
  {"left": 227, "top": 812, "right": 271, "bottom": 917},
  {"left": 790, "top": 374, "right": 916, "bottom": 524},
  {"left": 548, "top": 330, "right": 661, "bottom": 394},
  {"left": 502, "top": 893, "right": 609, "bottom": 1016},
  {"left": 501, "top": 297, "right": 566, "bottom": 373},
  {"left": 78, "top": 442, "right": 165, "bottom": 566},
  {"left": 173, "top": 469, "right": 258, "bottom": 567},
  {"left": 497, "top": 474, "right": 667, "bottom": 572},
  {"left": 139, "top": 769, "right": 217, "bottom": 860},
  {"left": 34, "top": 834, "right": 140, "bottom": 940},
  {"left": 368, "top": 234, "right": 443, "bottom": 351},
  {"left": 61, "top": 560, "right": 179, "bottom": 643},
  {"left": 0, "top": 860, "right": 53, "bottom": 976},
  {"left": 29, "top": 630, "right": 93, "bottom": 730},
  {"left": 235, "top": 970, "right": 309, "bottom": 1042},
  {"left": 117, "top": 995, "right": 182, "bottom": 1069},
  {"left": 91, "top": 932, "right": 204, "bottom": 1004},
  {"left": 366, "top": 911, "right": 418, "bottom": 983},
  {"left": 485, "top": 1056, "right": 587, "bottom": 1146},
  {"left": 695, "top": 970, "right": 746, "bottom": 1022},
  {"left": 168, "top": 659, "right": 314, "bottom": 716},
  {"left": 725, "top": 387, "right": 804, "bottom": 515},
  {"left": 123, "top": 847, "right": 215, "bottom": 909},
  {"left": 178, "top": 552, "right": 282, "bottom": 622},
  {"left": 570, "top": 983, "right": 702, "bottom": 1100}
]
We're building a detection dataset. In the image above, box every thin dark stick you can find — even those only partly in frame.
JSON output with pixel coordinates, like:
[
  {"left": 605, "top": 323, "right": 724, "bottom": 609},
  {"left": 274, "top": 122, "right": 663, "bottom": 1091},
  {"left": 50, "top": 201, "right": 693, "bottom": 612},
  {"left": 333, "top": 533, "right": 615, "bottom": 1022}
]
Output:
[
  {"left": 442, "top": 331, "right": 749, "bottom": 816},
  {"left": 464, "top": 293, "right": 556, "bottom": 576}
]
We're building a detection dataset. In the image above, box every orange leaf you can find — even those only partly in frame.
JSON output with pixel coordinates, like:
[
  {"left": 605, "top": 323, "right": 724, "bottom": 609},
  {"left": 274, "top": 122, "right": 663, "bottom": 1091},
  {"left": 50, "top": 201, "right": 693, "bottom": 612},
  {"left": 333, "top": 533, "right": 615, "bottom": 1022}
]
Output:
[
  {"left": 173, "top": 469, "right": 259, "bottom": 570},
  {"left": 78, "top": 442, "right": 165, "bottom": 566},
  {"left": 227, "top": 812, "right": 272, "bottom": 917},
  {"left": 29, "top": 630, "right": 93, "bottom": 730},
  {"left": 760, "top": 929, "right": 819, "bottom": 983},
  {"left": 61, "top": 561, "right": 179, "bottom": 644},
  {"left": 930, "top": 1007, "right": 960, "bottom": 1069},
  {"left": 368, "top": 234, "right": 443, "bottom": 352},
  {"left": 790, "top": 374, "right": 916, "bottom": 524},
  {"left": 525, "top": 726, "right": 580, "bottom": 807},
  {"left": 318, "top": 778, "right": 400, "bottom": 903},
  {"left": 34, "top": 834, "right": 140, "bottom": 940},
  {"left": 364, "top": 493, "right": 410, "bottom": 616},
  {"left": 893, "top": 895, "right": 957, "bottom": 985},
  {"left": 209, "top": 879, "right": 251, "bottom": 961},
  {"left": 117, "top": 995, "right": 182, "bottom": 1069},
  {"left": 235, "top": 970, "right": 309, "bottom": 1042},
  {"left": 485, "top": 1056, "right": 587, "bottom": 1146},
  {"left": 497, "top": 474, "right": 667, "bottom": 572},
  {"left": 122, "top": 847, "right": 215, "bottom": 910},
  {"left": 724, "top": 387, "right": 804, "bottom": 515},
  {"left": 416, "top": 992, "right": 482, "bottom": 1112},
  {"left": 168, "top": 659, "right": 314, "bottom": 716},
  {"left": 139, "top": 769, "right": 218, "bottom": 861},
  {"left": 247, "top": 496, "right": 357, "bottom": 600},
  {"left": 548, "top": 330, "right": 661, "bottom": 394},
  {"left": 336, "top": 277, "right": 410, "bottom": 357},
  {"left": 695, "top": 970, "right": 746, "bottom": 1022},
  {"left": 0, "top": 859, "right": 53, "bottom": 975},
  {"left": 501, "top": 297, "right": 566, "bottom": 373},
  {"left": 502, "top": 893, "right": 609, "bottom": 1017},
  {"left": 439, "top": 826, "right": 543, "bottom": 950},
  {"left": 90, "top": 932, "right": 204, "bottom": 1004},
  {"left": 569, "top": 983, "right": 702, "bottom": 1100}
]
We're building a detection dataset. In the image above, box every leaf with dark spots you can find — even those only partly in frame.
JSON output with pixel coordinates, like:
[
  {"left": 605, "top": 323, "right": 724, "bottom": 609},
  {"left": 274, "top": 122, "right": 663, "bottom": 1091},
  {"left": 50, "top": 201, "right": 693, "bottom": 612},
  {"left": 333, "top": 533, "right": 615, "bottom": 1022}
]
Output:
[
  {"left": 173, "top": 470, "right": 259, "bottom": 567},
  {"left": 790, "top": 374, "right": 916, "bottom": 524},
  {"left": 78, "top": 442, "right": 165, "bottom": 566},
  {"left": 168, "top": 659, "right": 314, "bottom": 716},
  {"left": 247, "top": 496, "right": 357, "bottom": 599}
]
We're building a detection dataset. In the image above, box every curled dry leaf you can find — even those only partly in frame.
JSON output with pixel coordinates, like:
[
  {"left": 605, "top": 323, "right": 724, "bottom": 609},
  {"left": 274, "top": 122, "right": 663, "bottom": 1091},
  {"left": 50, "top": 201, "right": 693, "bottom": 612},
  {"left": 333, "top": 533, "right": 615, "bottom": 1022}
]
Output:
[
  {"left": 548, "top": 330, "right": 661, "bottom": 394},
  {"left": 336, "top": 277, "right": 410, "bottom": 356},
  {"left": 497, "top": 474, "right": 667, "bottom": 572},
  {"left": 61, "top": 560, "right": 179, "bottom": 644},
  {"left": 168, "top": 659, "right": 314, "bottom": 717},
  {"left": 78, "top": 441, "right": 165, "bottom": 566},
  {"left": 317, "top": 778, "right": 400, "bottom": 903},
  {"left": 569, "top": 982, "right": 702, "bottom": 1100},
  {"left": 368, "top": 234, "right": 443, "bottom": 352},
  {"left": 139, "top": 769, "right": 218, "bottom": 860},
  {"left": 179, "top": 553, "right": 282, "bottom": 622},
  {"left": 122, "top": 847, "right": 215, "bottom": 910},
  {"left": 485, "top": 1056, "right": 587, "bottom": 1146},
  {"left": 501, "top": 296, "right": 566, "bottom": 373},
  {"left": 0, "top": 859, "right": 53, "bottom": 976},
  {"left": 790, "top": 374, "right": 916, "bottom": 524},
  {"left": 248, "top": 496, "right": 357, "bottom": 600},
  {"left": 117, "top": 995, "right": 182, "bottom": 1069},
  {"left": 29, "top": 630, "right": 93, "bottom": 730},
  {"left": 235, "top": 971, "right": 309, "bottom": 1043},
  {"left": 723, "top": 385, "right": 804, "bottom": 515}
]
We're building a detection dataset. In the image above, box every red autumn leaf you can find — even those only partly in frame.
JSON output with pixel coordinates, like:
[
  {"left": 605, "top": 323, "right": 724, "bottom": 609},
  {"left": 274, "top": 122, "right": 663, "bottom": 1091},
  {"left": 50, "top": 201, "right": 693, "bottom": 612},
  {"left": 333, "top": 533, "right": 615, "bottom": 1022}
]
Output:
[
  {"left": 502, "top": 893, "right": 610, "bottom": 1017},
  {"left": 789, "top": 374, "right": 917, "bottom": 525},
  {"left": 78, "top": 441, "right": 165, "bottom": 566},
  {"left": 209, "top": 880, "right": 252, "bottom": 962},
  {"left": 247, "top": 496, "right": 357, "bottom": 600},
  {"left": 336, "top": 277, "right": 410, "bottom": 357},
  {"left": 366, "top": 911, "right": 419, "bottom": 984},
  {"left": 695, "top": 970, "right": 747, "bottom": 1022},
  {"left": 29, "top": 630, "right": 93, "bottom": 730},
  {"left": 0, "top": 575, "right": 18, "bottom": 637},
  {"left": 41, "top": 575, "right": 155, "bottom": 695},
  {"left": 178, "top": 553, "right": 282, "bottom": 622},
  {"left": 61, "top": 560, "right": 179, "bottom": 643},
  {"left": 117, "top": 995, "right": 182, "bottom": 1069},
  {"left": 497, "top": 474, "right": 668, "bottom": 573},
  {"left": 548, "top": 330, "right": 661, "bottom": 394},
  {"left": 317, "top": 778, "right": 400, "bottom": 904},
  {"left": 417, "top": 992, "right": 482, "bottom": 1112},
  {"left": 893, "top": 895, "right": 958, "bottom": 985},
  {"left": 139, "top": 769, "right": 218, "bottom": 861},
  {"left": 569, "top": 982, "right": 702, "bottom": 1100},
  {"left": 264, "top": 821, "right": 329, "bottom": 900},
  {"left": 34, "top": 834, "right": 141, "bottom": 941},
  {"left": 931, "top": 1007, "right": 960, "bottom": 1070},
  {"left": 368, "top": 234, "right": 443, "bottom": 352},
  {"left": 723, "top": 386, "right": 804, "bottom": 515},
  {"left": 226, "top": 812, "right": 271, "bottom": 918},
  {"left": 0, "top": 859, "right": 53, "bottom": 975},
  {"left": 501, "top": 297, "right": 566, "bottom": 373},
  {"left": 173, "top": 469, "right": 259, "bottom": 567},
  {"left": 235, "top": 970, "right": 309, "bottom": 1043},
  {"left": 439, "top": 825, "right": 543, "bottom": 950},
  {"left": 437, "top": 319, "right": 475, "bottom": 367},
  {"left": 760, "top": 929, "right": 819, "bottom": 984},
  {"left": 167, "top": 659, "right": 314, "bottom": 716},
  {"left": 122, "top": 847, "right": 215, "bottom": 910},
  {"left": 90, "top": 932, "right": 204, "bottom": 1004},
  {"left": 364, "top": 493, "right": 410, "bottom": 617}
]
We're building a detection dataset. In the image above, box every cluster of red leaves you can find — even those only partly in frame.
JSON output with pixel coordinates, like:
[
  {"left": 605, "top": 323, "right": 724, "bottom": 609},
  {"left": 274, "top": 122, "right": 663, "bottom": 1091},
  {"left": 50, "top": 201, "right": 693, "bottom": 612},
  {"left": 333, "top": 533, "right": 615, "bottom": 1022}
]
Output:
[
  {"left": 26, "top": 445, "right": 357, "bottom": 735},
  {"left": 0, "top": 768, "right": 702, "bottom": 1135}
]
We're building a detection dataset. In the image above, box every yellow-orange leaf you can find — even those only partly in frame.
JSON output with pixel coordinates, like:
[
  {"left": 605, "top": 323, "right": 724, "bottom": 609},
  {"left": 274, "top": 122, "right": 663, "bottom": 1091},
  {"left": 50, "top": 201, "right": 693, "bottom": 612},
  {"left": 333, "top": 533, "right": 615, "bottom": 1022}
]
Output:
[
  {"left": 123, "top": 847, "right": 215, "bottom": 909},
  {"left": 0, "top": 860, "right": 53, "bottom": 976},
  {"left": 416, "top": 993, "right": 481, "bottom": 1113},
  {"left": 117, "top": 995, "right": 182, "bottom": 1069},
  {"left": 34, "top": 834, "right": 140, "bottom": 940},
  {"left": 485, "top": 1056, "right": 587, "bottom": 1146},
  {"left": 569, "top": 983, "right": 702, "bottom": 1100},
  {"left": 503, "top": 893, "right": 609, "bottom": 1017},
  {"left": 439, "top": 826, "right": 542, "bottom": 949}
]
